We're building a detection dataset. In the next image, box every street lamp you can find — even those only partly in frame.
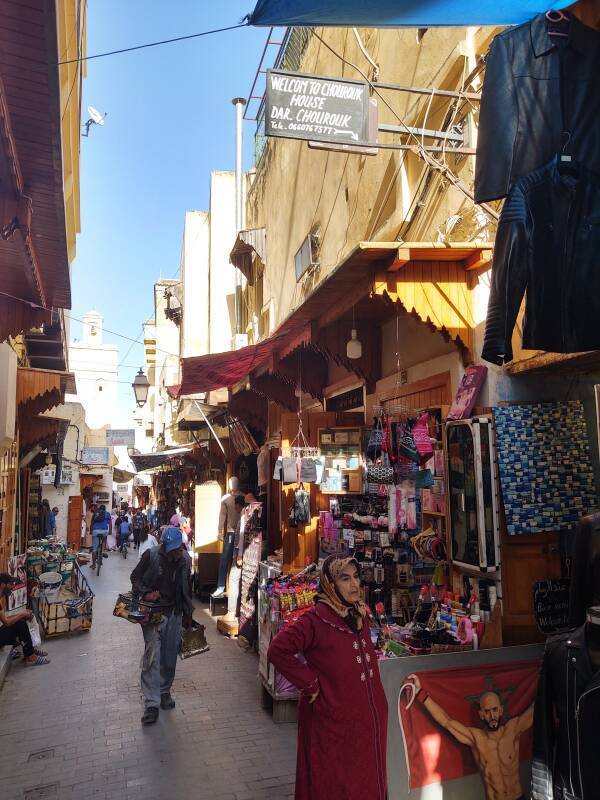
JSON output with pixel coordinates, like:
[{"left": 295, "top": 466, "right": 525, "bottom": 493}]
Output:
[{"left": 132, "top": 368, "right": 150, "bottom": 407}]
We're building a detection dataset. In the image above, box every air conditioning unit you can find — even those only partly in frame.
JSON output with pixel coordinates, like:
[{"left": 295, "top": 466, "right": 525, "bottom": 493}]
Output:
[
  {"left": 0, "top": 343, "right": 16, "bottom": 454},
  {"left": 294, "top": 233, "right": 319, "bottom": 281}
]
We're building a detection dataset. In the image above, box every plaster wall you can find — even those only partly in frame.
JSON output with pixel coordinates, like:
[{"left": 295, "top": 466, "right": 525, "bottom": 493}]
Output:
[
  {"left": 208, "top": 171, "right": 238, "bottom": 354},
  {"left": 180, "top": 211, "right": 210, "bottom": 358},
  {"left": 246, "top": 25, "right": 498, "bottom": 332},
  {"left": 39, "top": 403, "right": 88, "bottom": 542}
]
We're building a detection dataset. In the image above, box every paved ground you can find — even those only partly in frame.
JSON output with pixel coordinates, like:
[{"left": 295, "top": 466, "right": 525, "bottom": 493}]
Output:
[{"left": 0, "top": 550, "right": 296, "bottom": 800}]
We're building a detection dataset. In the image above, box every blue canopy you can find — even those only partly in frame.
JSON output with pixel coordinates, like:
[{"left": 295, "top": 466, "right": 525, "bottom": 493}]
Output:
[{"left": 248, "top": 0, "right": 571, "bottom": 28}]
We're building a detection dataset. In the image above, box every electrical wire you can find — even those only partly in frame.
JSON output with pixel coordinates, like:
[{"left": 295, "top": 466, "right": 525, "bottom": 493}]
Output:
[
  {"left": 310, "top": 29, "right": 499, "bottom": 223},
  {"left": 22, "top": 23, "right": 248, "bottom": 75}
]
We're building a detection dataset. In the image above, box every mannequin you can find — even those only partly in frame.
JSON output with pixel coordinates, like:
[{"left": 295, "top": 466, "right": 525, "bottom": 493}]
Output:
[
  {"left": 212, "top": 477, "right": 243, "bottom": 598},
  {"left": 532, "top": 605, "right": 600, "bottom": 799},
  {"left": 568, "top": 511, "right": 600, "bottom": 626}
]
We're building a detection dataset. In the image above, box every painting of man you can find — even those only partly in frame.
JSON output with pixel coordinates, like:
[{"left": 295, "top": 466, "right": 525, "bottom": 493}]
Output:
[
  {"left": 397, "top": 659, "right": 540, "bottom": 797},
  {"left": 409, "top": 674, "right": 533, "bottom": 800}
]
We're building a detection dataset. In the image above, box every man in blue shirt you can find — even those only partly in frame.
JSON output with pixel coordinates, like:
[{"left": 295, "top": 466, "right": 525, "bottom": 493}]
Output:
[{"left": 45, "top": 506, "right": 58, "bottom": 538}]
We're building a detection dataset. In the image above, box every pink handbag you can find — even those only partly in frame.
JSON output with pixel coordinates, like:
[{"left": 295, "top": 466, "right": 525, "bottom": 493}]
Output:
[{"left": 411, "top": 413, "right": 433, "bottom": 465}]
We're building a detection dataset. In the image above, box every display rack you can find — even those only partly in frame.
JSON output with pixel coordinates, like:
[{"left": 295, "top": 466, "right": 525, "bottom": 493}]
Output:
[{"left": 318, "top": 426, "right": 363, "bottom": 494}]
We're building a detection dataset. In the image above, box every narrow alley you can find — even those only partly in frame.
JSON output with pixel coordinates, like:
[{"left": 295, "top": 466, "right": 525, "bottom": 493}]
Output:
[{"left": 0, "top": 554, "right": 296, "bottom": 800}]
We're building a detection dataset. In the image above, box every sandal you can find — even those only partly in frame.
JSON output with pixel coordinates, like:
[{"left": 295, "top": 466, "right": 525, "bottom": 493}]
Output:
[{"left": 24, "top": 655, "right": 50, "bottom": 666}]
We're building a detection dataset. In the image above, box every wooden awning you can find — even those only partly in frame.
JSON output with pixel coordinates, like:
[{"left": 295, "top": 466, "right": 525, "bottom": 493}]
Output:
[
  {"left": 19, "top": 417, "right": 61, "bottom": 450},
  {"left": 17, "top": 368, "right": 76, "bottom": 417},
  {"left": 0, "top": 1, "right": 72, "bottom": 333},
  {"left": 180, "top": 239, "right": 493, "bottom": 396}
]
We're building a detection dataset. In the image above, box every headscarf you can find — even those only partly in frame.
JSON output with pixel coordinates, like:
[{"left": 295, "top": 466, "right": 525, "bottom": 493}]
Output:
[{"left": 317, "top": 555, "right": 367, "bottom": 631}]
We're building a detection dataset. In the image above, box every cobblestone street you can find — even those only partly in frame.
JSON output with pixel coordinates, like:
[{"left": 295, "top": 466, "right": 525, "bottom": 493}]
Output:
[{"left": 0, "top": 554, "right": 296, "bottom": 800}]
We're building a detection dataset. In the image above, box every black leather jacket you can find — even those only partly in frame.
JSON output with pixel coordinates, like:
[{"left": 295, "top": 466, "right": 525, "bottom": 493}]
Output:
[
  {"left": 482, "top": 157, "right": 600, "bottom": 365},
  {"left": 475, "top": 13, "right": 600, "bottom": 204},
  {"left": 532, "top": 624, "right": 600, "bottom": 800}
]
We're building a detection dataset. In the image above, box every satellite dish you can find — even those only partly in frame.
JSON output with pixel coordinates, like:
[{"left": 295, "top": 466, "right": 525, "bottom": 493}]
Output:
[
  {"left": 88, "top": 106, "right": 106, "bottom": 126},
  {"left": 82, "top": 105, "right": 108, "bottom": 137}
]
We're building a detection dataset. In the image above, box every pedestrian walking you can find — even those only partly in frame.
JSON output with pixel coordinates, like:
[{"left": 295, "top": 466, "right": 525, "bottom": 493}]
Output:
[
  {"left": 0, "top": 574, "right": 49, "bottom": 666},
  {"left": 138, "top": 527, "right": 158, "bottom": 558},
  {"left": 267, "top": 555, "right": 388, "bottom": 800},
  {"left": 132, "top": 509, "right": 146, "bottom": 549},
  {"left": 130, "top": 527, "right": 193, "bottom": 725}
]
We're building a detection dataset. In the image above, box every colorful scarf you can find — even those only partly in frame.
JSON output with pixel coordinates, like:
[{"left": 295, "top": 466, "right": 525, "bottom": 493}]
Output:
[{"left": 317, "top": 555, "right": 367, "bottom": 631}]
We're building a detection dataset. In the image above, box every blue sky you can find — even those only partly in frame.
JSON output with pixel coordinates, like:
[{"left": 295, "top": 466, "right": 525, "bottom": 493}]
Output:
[{"left": 70, "top": 0, "right": 269, "bottom": 425}]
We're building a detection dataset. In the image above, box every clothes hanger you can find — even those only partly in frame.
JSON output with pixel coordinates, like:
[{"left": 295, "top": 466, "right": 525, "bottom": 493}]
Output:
[{"left": 546, "top": 8, "right": 571, "bottom": 36}]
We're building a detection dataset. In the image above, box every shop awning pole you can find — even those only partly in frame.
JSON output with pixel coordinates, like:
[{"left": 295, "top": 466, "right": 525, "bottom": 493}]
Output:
[{"left": 197, "top": 405, "right": 226, "bottom": 456}]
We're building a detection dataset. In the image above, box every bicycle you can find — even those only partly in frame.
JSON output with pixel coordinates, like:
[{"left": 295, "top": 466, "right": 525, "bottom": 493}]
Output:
[{"left": 95, "top": 533, "right": 108, "bottom": 576}]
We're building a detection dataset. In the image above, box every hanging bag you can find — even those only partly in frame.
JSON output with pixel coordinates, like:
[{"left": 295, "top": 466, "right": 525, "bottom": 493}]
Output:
[
  {"left": 396, "top": 420, "right": 419, "bottom": 462},
  {"left": 412, "top": 412, "right": 434, "bottom": 465}
]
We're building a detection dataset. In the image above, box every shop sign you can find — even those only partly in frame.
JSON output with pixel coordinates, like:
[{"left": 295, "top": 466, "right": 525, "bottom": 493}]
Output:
[
  {"left": 40, "top": 465, "right": 56, "bottom": 485},
  {"left": 106, "top": 429, "right": 135, "bottom": 447},
  {"left": 81, "top": 447, "right": 109, "bottom": 465},
  {"left": 60, "top": 465, "right": 74, "bottom": 484},
  {"left": 326, "top": 386, "right": 364, "bottom": 412},
  {"left": 266, "top": 69, "right": 369, "bottom": 146},
  {"left": 116, "top": 484, "right": 129, "bottom": 493}
]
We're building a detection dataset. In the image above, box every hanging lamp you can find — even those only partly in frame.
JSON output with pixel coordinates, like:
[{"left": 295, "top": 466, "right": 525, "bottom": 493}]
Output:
[{"left": 346, "top": 305, "right": 362, "bottom": 360}]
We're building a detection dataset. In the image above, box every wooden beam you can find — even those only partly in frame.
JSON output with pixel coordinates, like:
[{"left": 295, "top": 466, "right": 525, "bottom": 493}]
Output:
[
  {"left": 464, "top": 249, "right": 493, "bottom": 271},
  {"left": 386, "top": 248, "right": 411, "bottom": 272},
  {"left": 317, "top": 281, "right": 371, "bottom": 329}
]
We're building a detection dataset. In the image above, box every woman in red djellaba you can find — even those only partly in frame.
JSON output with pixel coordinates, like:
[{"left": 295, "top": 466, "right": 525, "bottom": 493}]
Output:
[{"left": 268, "top": 555, "right": 388, "bottom": 800}]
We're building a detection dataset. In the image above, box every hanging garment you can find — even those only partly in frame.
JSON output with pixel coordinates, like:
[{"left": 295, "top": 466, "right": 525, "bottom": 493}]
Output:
[
  {"left": 299, "top": 458, "right": 318, "bottom": 483},
  {"left": 293, "top": 487, "right": 311, "bottom": 525},
  {"left": 482, "top": 157, "right": 600, "bottom": 364},
  {"left": 257, "top": 445, "right": 270, "bottom": 488},
  {"left": 475, "top": 12, "right": 600, "bottom": 204},
  {"left": 532, "top": 624, "right": 600, "bottom": 800},
  {"left": 282, "top": 457, "right": 299, "bottom": 484}
]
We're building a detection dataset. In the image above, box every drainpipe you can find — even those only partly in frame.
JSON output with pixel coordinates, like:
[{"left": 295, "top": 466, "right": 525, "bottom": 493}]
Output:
[{"left": 232, "top": 97, "right": 247, "bottom": 336}]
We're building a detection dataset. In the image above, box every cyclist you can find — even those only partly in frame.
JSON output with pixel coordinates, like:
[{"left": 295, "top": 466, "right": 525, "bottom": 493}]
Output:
[
  {"left": 90, "top": 504, "right": 111, "bottom": 571},
  {"left": 118, "top": 515, "right": 131, "bottom": 554}
]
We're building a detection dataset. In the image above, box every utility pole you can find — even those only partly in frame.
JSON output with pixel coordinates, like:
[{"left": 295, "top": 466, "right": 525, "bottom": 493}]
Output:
[{"left": 232, "top": 97, "right": 246, "bottom": 338}]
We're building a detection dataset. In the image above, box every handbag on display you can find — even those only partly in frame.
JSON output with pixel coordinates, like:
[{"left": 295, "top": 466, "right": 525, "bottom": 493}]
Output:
[
  {"left": 366, "top": 416, "right": 384, "bottom": 461},
  {"left": 396, "top": 421, "right": 420, "bottom": 462},
  {"left": 412, "top": 412, "right": 434, "bottom": 464},
  {"left": 366, "top": 450, "right": 394, "bottom": 485}
]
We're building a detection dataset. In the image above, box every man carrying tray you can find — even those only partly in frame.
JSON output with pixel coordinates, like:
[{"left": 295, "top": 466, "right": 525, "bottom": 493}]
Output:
[{"left": 130, "top": 527, "right": 193, "bottom": 725}]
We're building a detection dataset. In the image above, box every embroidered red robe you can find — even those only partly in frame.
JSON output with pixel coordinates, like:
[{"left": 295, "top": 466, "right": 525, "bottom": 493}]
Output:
[{"left": 268, "top": 602, "right": 388, "bottom": 800}]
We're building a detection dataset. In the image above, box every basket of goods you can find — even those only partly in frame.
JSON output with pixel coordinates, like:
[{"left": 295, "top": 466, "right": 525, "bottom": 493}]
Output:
[{"left": 113, "top": 592, "right": 170, "bottom": 625}]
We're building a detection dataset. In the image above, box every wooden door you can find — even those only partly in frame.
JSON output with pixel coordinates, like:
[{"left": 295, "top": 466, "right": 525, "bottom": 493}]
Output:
[
  {"left": 67, "top": 495, "right": 83, "bottom": 551},
  {"left": 501, "top": 531, "right": 561, "bottom": 645}
]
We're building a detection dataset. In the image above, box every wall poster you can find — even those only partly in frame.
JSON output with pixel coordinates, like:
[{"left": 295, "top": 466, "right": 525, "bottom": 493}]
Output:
[{"left": 380, "top": 644, "right": 543, "bottom": 799}]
